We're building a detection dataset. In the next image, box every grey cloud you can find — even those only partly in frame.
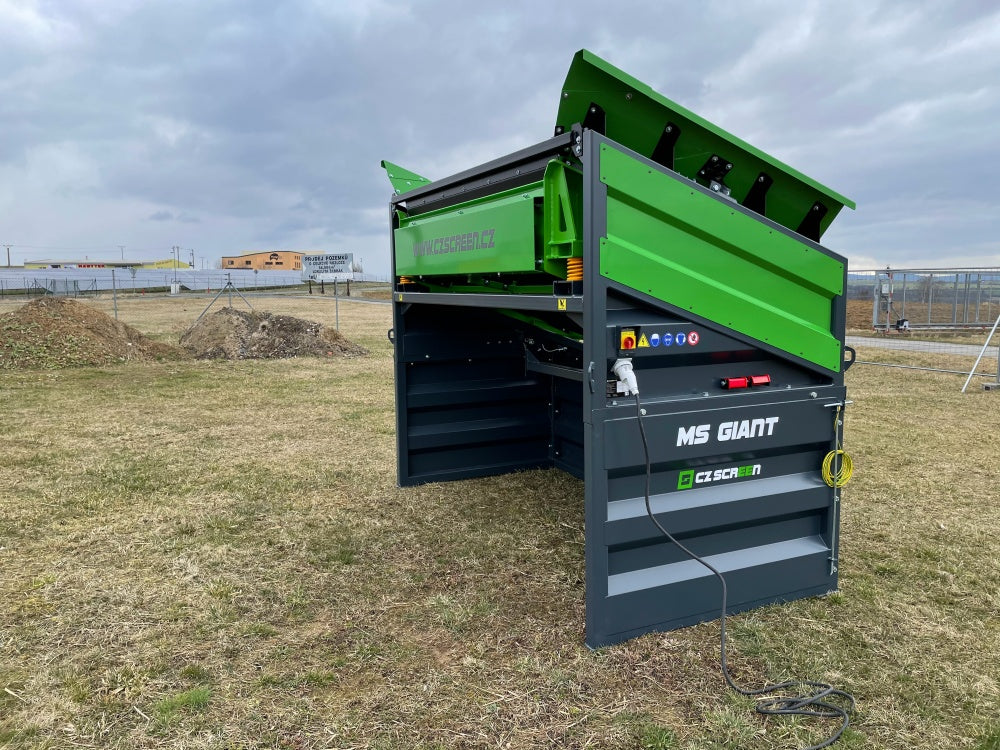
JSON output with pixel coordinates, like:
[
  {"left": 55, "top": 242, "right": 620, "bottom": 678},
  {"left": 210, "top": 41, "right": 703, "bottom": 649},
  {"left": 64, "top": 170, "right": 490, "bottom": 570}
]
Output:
[
  {"left": 146, "top": 209, "right": 198, "bottom": 223},
  {"left": 0, "top": 0, "right": 997, "bottom": 276}
]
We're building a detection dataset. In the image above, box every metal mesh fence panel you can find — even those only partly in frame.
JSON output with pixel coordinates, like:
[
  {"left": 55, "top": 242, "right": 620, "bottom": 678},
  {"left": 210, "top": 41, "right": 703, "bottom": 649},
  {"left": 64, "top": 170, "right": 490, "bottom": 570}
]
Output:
[
  {"left": 847, "top": 268, "right": 1000, "bottom": 383},
  {"left": 0, "top": 281, "right": 393, "bottom": 345},
  {"left": 848, "top": 268, "right": 1000, "bottom": 330}
]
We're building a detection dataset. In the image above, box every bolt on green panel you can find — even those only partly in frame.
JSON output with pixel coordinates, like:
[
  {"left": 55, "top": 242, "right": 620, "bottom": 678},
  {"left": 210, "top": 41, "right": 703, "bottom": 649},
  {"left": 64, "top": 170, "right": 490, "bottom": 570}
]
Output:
[{"left": 599, "top": 142, "right": 845, "bottom": 372}]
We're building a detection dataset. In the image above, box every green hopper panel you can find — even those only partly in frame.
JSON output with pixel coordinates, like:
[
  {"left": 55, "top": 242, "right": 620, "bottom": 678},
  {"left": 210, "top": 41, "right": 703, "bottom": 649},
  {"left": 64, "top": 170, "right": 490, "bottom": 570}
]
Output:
[
  {"left": 557, "top": 50, "right": 854, "bottom": 239},
  {"left": 599, "top": 142, "right": 845, "bottom": 372},
  {"left": 394, "top": 183, "right": 543, "bottom": 277}
]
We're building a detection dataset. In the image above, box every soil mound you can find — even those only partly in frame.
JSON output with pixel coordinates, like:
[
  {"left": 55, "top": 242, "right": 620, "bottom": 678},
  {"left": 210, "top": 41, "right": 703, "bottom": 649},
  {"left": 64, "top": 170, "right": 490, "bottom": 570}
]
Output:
[
  {"left": 180, "top": 307, "right": 368, "bottom": 360},
  {"left": 0, "top": 297, "right": 186, "bottom": 369}
]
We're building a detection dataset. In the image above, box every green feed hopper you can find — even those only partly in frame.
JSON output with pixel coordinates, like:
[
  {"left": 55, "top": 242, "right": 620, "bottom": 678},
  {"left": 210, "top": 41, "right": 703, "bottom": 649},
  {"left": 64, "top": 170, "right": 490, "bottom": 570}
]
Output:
[{"left": 384, "top": 50, "right": 855, "bottom": 648}]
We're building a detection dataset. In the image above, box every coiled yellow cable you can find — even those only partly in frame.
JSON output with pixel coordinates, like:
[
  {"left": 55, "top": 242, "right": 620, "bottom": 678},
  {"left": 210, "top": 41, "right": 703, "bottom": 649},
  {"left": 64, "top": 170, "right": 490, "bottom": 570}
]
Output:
[
  {"left": 822, "top": 406, "right": 854, "bottom": 487},
  {"left": 822, "top": 449, "right": 853, "bottom": 487}
]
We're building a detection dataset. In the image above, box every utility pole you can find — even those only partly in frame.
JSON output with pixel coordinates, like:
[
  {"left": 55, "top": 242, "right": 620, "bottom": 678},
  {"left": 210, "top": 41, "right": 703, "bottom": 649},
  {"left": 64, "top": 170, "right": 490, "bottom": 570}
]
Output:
[
  {"left": 4, "top": 245, "right": 10, "bottom": 268},
  {"left": 119, "top": 245, "right": 125, "bottom": 261},
  {"left": 172, "top": 245, "right": 179, "bottom": 282}
]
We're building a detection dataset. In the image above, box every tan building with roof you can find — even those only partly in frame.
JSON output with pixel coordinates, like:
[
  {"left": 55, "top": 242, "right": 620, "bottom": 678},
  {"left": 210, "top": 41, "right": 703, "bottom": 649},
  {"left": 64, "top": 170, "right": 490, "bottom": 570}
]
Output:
[{"left": 220, "top": 251, "right": 303, "bottom": 271}]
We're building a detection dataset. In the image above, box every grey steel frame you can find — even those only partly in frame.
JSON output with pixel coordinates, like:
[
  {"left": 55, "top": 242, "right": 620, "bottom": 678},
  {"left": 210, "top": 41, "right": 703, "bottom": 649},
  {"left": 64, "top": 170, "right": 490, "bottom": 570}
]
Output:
[{"left": 390, "top": 130, "right": 847, "bottom": 648}]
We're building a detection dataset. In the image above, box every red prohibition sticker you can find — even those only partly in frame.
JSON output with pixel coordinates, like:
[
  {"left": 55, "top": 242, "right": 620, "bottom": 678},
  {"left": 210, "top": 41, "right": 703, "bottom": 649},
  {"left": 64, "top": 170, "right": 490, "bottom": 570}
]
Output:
[{"left": 687, "top": 331, "right": 700, "bottom": 345}]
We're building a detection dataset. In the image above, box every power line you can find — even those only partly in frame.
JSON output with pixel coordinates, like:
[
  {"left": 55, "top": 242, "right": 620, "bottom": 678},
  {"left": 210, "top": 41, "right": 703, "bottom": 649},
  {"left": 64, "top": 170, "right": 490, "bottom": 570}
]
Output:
[
  {"left": 1, "top": 243, "right": 140, "bottom": 251},
  {"left": 1, "top": 243, "right": 185, "bottom": 263}
]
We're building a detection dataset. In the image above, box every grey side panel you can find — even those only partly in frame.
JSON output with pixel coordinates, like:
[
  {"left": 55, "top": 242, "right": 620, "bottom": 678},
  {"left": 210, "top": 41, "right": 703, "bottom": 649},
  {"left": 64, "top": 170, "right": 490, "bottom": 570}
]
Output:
[
  {"left": 393, "top": 304, "right": 552, "bottom": 486},
  {"left": 582, "top": 132, "right": 844, "bottom": 648}
]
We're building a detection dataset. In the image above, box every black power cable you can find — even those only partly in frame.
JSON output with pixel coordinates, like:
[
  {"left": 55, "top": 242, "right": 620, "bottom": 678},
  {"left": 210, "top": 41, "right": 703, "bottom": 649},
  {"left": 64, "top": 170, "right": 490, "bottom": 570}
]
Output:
[{"left": 633, "top": 394, "right": 855, "bottom": 749}]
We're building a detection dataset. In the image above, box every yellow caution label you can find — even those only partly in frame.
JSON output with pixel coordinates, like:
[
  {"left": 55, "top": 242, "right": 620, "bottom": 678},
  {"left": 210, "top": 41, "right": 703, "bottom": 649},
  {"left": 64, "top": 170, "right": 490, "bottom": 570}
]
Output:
[
  {"left": 397, "top": 293, "right": 403, "bottom": 301},
  {"left": 557, "top": 298, "right": 567, "bottom": 310},
  {"left": 638, "top": 334, "right": 650, "bottom": 348}
]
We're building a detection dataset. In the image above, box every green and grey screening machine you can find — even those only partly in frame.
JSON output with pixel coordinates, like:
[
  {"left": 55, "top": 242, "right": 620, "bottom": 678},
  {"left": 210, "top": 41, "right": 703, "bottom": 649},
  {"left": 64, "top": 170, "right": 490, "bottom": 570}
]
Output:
[{"left": 384, "top": 50, "right": 855, "bottom": 648}]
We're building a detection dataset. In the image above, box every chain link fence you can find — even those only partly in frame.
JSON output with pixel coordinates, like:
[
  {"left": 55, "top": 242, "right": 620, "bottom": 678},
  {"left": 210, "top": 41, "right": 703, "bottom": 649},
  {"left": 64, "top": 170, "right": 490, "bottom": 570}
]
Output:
[
  {"left": 848, "top": 268, "right": 1000, "bottom": 330},
  {"left": 0, "top": 279, "right": 393, "bottom": 348},
  {"left": 4, "top": 267, "right": 997, "bottom": 387},
  {"left": 0, "top": 269, "right": 391, "bottom": 298}
]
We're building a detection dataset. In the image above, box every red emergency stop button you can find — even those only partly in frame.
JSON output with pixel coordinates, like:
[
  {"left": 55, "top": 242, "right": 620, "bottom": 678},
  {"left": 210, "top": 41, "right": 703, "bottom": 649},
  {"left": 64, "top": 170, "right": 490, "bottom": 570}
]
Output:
[{"left": 620, "top": 329, "right": 636, "bottom": 350}]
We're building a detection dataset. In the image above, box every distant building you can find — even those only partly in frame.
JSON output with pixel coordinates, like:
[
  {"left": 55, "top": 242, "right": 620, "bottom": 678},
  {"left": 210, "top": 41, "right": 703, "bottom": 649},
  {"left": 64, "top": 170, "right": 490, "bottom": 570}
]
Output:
[
  {"left": 145, "top": 258, "right": 188, "bottom": 270},
  {"left": 220, "top": 250, "right": 304, "bottom": 271},
  {"left": 23, "top": 258, "right": 187, "bottom": 270}
]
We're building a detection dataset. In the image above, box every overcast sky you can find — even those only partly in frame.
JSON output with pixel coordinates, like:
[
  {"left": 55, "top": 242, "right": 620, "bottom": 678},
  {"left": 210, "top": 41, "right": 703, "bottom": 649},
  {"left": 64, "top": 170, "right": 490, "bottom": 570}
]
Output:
[{"left": 1, "top": 0, "right": 997, "bottom": 277}]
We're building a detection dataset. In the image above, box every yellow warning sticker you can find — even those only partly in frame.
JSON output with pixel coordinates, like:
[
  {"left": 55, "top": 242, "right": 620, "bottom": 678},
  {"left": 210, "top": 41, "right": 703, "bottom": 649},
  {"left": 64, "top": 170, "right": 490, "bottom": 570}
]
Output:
[
  {"left": 557, "top": 298, "right": 567, "bottom": 310},
  {"left": 397, "top": 293, "right": 403, "bottom": 301},
  {"left": 638, "top": 334, "right": 650, "bottom": 348}
]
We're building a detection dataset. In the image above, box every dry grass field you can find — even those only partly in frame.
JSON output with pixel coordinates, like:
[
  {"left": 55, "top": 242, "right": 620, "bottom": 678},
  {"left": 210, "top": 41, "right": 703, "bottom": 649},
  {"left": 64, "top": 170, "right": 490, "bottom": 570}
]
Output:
[{"left": 2, "top": 295, "right": 999, "bottom": 749}]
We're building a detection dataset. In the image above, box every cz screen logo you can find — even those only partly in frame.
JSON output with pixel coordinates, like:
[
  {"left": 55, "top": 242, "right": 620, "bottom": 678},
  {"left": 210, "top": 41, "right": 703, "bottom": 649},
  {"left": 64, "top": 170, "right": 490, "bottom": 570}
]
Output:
[{"left": 677, "top": 464, "right": 761, "bottom": 490}]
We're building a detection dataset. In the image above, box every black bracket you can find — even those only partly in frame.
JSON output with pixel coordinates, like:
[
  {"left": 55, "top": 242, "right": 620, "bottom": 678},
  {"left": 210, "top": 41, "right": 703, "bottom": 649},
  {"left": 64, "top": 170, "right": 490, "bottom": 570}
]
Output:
[
  {"left": 697, "top": 154, "right": 734, "bottom": 197},
  {"left": 651, "top": 122, "right": 681, "bottom": 170},
  {"left": 583, "top": 102, "right": 606, "bottom": 135},
  {"left": 796, "top": 201, "right": 829, "bottom": 242},
  {"left": 557, "top": 103, "right": 605, "bottom": 144},
  {"left": 568, "top": 124, "right": 585, "bottom": 158},
  {"left": 742, "top": 172, "right": 773, "bottom": 216}
]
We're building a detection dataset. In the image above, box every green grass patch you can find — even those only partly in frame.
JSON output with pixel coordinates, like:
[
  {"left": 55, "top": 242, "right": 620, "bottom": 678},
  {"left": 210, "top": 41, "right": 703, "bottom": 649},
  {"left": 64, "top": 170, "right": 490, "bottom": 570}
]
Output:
[
  {"left": 153, "top": 686, "right": 211, "bottom": 723},
  {"left": 975, "top": 724, "right": 1000, "bottom": 750}
]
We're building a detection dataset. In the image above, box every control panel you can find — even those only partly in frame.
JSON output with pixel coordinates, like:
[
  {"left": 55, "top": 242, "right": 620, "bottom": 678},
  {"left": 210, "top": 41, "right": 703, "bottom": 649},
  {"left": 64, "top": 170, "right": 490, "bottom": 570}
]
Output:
[{"left": 617, "top": 325, "right": 702, "bottom": 355}]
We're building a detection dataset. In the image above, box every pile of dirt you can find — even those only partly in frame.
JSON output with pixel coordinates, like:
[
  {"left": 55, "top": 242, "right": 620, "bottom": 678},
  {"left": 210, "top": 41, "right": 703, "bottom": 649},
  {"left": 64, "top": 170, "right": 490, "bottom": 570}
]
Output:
[
  {"left": 179, "top": 307, "right": 368, "bottom": 360},
  {"left": 0, "top": 297, "right": 186, "bottom": 370}
]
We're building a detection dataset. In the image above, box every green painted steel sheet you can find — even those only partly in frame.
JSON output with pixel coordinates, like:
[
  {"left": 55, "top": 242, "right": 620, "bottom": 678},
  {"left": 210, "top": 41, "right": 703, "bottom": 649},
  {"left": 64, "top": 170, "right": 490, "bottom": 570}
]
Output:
[
  {"left": 557, "top": 50, "right": 854, "bottom": 239},
  {"left": 381, "top": 159, "right": 431, "bottom": 194},
  {"left": 394, "top": 184, "right": 542, "bottom": 277},
  {"left": 599, "top": 143, "right": 844, "bottom": 372}
]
